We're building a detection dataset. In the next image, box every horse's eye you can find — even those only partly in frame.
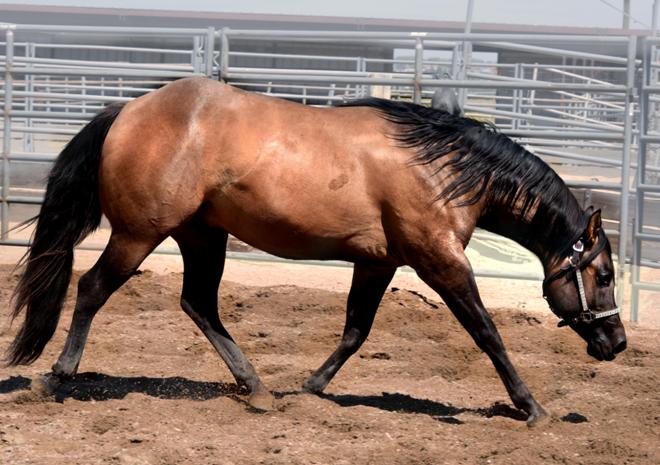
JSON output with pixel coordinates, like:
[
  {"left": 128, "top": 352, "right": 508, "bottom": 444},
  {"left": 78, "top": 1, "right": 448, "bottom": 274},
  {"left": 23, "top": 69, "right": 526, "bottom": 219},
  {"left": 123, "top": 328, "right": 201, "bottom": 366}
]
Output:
[{"left": 596, "top": 271, "right": 612, "bottom": 287}]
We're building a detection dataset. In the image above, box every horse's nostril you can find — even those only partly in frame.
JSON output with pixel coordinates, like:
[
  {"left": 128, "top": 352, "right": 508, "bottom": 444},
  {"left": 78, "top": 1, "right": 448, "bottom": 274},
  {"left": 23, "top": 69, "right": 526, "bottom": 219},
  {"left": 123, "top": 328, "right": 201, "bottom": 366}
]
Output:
[{"left": 614, "top": 339, "right": 627, "bottom": 354}]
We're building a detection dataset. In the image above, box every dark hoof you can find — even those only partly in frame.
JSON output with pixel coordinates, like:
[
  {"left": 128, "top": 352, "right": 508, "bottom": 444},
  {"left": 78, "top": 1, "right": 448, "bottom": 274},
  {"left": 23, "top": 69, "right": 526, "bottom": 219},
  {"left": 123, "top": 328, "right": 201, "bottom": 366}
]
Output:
[
  {"left": 526, "top": 407, "right": 550, "bottom": 428},
  {"left": 51, "top": 362, "right": 76, "bottom": 380},
  {"left": 301, "top": 377, "right": 325, "bottom": 394}
]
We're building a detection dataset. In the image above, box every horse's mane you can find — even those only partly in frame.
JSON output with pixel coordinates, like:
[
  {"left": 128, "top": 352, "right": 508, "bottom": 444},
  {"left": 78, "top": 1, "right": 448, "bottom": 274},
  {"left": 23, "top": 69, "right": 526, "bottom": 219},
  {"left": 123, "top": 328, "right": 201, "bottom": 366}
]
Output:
[{"left": 340, "top": 98, "right": 587, "bottom": 257}]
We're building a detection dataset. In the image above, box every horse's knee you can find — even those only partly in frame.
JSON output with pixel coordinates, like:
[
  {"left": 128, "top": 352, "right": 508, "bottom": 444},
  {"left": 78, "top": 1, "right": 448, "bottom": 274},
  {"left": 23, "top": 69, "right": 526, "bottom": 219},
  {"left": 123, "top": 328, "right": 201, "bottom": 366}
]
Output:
[{"left": 471, "top": 325, "right": 502, "bottom": 350}]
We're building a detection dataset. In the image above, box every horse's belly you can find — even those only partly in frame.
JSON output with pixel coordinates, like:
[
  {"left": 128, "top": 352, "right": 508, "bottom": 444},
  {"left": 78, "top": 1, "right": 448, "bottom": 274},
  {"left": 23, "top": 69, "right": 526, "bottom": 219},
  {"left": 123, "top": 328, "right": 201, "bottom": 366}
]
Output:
[{"left": 201, "top": 186, "right": 390, "bottom": 262}]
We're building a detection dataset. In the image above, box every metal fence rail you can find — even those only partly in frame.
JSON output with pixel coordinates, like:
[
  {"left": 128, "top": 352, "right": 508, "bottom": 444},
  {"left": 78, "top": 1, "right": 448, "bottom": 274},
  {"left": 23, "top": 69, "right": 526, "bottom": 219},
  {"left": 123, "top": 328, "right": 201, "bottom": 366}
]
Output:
[{"left": 1, "top": 24, "right": 656, "bottom": 321}]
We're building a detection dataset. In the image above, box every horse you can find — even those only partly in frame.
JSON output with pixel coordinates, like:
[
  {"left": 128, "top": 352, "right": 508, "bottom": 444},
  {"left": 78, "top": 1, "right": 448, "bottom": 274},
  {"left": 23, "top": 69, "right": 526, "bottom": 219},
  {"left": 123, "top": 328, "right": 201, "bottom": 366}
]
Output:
[
  {"left": 431, "top": 87, "right": 462, "bottom": 116},
  {"left": 5, "top": 77, "right": 626, "bottom": 426}
]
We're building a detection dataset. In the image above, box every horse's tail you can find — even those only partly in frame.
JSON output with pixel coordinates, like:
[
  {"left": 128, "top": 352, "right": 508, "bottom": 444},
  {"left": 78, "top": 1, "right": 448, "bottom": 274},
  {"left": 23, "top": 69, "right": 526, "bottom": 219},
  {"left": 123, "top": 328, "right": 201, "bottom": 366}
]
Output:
[{"left": 6, "top": 102, "right": 125, "bottom": 366}]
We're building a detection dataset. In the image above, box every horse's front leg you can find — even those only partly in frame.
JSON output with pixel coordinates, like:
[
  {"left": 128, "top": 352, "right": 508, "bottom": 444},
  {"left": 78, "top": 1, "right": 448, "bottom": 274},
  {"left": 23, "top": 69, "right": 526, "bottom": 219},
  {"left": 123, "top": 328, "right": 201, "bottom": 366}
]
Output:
[
  {"left": 303, "top": 263, "right": 396, "bottom": 393},
  {"left": 415, "top": 248, "right": 548, "bottom": 427}
]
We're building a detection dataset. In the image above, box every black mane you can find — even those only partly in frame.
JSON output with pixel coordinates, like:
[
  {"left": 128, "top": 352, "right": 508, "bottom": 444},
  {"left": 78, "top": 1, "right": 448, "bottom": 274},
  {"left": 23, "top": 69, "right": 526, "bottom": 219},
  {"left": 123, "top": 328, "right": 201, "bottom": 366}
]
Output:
[{"left": 341, "top": 98, "right": 588, "bottom": 260}]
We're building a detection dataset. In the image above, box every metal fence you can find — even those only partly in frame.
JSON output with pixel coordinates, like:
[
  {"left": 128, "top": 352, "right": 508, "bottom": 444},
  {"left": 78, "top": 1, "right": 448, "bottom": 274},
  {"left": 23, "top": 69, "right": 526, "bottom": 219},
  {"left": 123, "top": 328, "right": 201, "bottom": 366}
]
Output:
[
  {"left": 1, "top": 24, "right": 657, "bottom": 322},
  {"left": 633, "top": 37, "right": 660, "bottom": 321}
]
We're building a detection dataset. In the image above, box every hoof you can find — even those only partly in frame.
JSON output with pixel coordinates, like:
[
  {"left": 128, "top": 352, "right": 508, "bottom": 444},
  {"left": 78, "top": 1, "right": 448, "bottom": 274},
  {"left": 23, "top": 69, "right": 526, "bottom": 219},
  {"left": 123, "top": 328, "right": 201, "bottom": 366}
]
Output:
[
  {"left": 9, "top": 374, "right": 59, "bottom": 404},
  {"left": 301, "top": 377, "right": 325, "bottom": 394},
  {"left": 247, "top": 388, "right": 276, "bottom": 412},
  {"left": 526, "top": 407, "right": 550, "bottom": 428},
  {"left": 32, "top": 373, "right": 60, "bottom": 397},
  {"left": 51, "top": 361, "right": 76, "bottom": 380}
]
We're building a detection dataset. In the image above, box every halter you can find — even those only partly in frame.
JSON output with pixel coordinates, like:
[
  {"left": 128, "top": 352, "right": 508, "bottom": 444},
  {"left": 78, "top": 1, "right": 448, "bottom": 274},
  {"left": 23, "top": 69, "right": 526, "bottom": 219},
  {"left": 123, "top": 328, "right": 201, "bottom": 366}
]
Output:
[{"left": 542, "top": 230, "right": 620, "bottom": 327}]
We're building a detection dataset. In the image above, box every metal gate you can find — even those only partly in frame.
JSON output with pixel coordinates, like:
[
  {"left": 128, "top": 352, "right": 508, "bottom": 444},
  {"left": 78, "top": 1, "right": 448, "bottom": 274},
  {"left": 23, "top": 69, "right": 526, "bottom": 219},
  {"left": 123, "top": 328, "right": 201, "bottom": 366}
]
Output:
[
  {"left": 632, "top": 37, "right": 660, "bottom": 321},
  {"left": 0, "top": 24, "right": 651, "bottom": 321}
]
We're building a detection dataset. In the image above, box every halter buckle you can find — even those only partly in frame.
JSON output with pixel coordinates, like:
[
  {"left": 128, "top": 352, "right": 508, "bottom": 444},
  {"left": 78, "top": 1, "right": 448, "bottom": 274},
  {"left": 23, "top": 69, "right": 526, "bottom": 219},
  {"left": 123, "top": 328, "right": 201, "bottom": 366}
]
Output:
[
  {"left": 579, "top": 311, "right": 595, "bottom": 323},
  {"left": 568, "top": 240, "right": 584, "bottom": 267},
  {"left": 558, "top": 310, "right": 595, "bottom": 327},
  {"left": 572, "top": 240, "right": 584, "bottom": 253}
]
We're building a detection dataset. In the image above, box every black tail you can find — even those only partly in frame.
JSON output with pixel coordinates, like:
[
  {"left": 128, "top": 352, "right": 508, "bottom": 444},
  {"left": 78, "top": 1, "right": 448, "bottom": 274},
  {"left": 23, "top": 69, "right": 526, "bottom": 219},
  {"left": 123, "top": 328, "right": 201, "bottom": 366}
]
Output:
[{"left": 6, "top": 103, "right": 124, "bottom": 366}]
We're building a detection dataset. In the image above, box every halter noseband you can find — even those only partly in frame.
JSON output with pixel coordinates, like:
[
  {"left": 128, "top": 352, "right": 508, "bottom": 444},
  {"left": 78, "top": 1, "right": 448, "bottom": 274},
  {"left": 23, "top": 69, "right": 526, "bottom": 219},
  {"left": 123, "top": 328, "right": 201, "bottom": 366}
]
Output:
[{"left": 542, "top": 231, "right": 620, "bottom": 327}]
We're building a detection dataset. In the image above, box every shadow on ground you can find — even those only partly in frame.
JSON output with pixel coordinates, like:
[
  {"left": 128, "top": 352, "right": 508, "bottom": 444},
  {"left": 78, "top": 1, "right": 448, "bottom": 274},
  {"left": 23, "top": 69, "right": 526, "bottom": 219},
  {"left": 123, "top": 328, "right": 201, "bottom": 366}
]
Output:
[
  {"left": 0, "top": 375, "right": 31, "bottom": 394},
  {"left": 1, "top": 374, "right": 529, "bottom": 424},
  {"left": 320, "top": 392, "right": 528, "bottom": 424},
  {"left": 0, "top": 373, "right": 247, "bottom": 402}
]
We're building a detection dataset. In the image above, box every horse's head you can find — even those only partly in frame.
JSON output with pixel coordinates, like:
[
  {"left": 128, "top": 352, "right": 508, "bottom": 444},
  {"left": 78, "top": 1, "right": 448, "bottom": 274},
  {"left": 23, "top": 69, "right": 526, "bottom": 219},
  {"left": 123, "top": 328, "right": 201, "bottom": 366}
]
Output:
[{"left": 542, "top": 209, "right": 627, "bottom": 361}]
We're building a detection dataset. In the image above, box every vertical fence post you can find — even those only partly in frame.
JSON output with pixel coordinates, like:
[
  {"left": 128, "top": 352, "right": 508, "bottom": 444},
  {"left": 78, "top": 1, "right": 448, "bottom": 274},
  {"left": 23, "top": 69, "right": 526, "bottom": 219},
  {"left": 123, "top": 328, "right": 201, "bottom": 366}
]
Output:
[
  {"left": 327, "top": 83, "right": 336, "bottom": 106},
  {"left": 616, "top": 35, "right": 637, "bottom": 311},
  {"left": 205, "top": 26, "right": 215, "bottom": 78},
  {"left": 458, "top": 0, "right": 475, "bottom": 106},
  {"left": 529, "top": 64, "right": 538, "bottom": 110},
  {"left": 413, "top": 37, "right": 423, "bottom": 104},
  {"left": 192, "top": 35, "right": 202, "bottom": 74},
  {"left": 359, "top": 56, "right": 367, "bottom": 98},
  {"left": 631, "top": 38, "right": 652, "bottom": 322},
  {"left": 64, "top": 76, "right": 69, "bottom": 113},
  {"left": 24, "top": 42, "right": 34, "bottom": 153},
  {"left": 219, "top": 28, "right": 229, "bottom": 82},
  {"left": 81, "top": 75, "right": 87, "bottom": 115},
  {"left": 45, "top": 76, "right": 50, "bottom": 113},
  {"left": 513, "top": 63, "right": 522, "bottom": 129},
  {"left": 583, "top": 188, "right": 592, "bottom": 209},
  {"left": 2, "top": 29, "right": 14, "bottom": 241},
  {"left": 450, "top": 43, "right": 460, "bottom": 79}
]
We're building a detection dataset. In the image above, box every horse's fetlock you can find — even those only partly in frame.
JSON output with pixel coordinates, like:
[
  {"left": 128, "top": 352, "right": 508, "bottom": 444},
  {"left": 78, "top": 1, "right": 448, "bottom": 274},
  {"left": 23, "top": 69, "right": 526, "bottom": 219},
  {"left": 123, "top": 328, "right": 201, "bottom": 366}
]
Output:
[
  {"left": 341, "top": 327, "right": 366, "bottom": 349},
  {"left": 342, "top": 334, "right": 361, "bottom": 351},
  {"left": 510, "top": 389, "right": 535, "bottom": 412}
]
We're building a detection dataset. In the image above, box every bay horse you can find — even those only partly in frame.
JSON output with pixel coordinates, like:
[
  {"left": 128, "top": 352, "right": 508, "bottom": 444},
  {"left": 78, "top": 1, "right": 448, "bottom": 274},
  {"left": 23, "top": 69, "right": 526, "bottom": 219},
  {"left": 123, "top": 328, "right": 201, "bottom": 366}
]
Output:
[{"left": 6, "top": 77, "right": 626, "bottom": 426}]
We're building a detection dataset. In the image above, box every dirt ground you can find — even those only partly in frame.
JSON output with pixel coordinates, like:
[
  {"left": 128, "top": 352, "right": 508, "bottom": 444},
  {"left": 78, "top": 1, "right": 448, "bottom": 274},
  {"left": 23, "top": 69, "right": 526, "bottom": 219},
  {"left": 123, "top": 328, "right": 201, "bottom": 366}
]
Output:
[{"left": 0, "top": 257, "right": 658, "bottom": 465}]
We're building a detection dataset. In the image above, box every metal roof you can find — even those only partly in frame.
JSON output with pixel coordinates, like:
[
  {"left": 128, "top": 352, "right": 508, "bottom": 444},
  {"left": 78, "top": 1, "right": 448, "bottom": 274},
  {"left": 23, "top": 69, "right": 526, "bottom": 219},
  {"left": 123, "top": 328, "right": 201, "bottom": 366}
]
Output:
[
  {"left": 0, "top": 3, "right": 650, "bottom": 36},
  {"left": 0, "top": 4, "right": 646, "bottom": 58}
]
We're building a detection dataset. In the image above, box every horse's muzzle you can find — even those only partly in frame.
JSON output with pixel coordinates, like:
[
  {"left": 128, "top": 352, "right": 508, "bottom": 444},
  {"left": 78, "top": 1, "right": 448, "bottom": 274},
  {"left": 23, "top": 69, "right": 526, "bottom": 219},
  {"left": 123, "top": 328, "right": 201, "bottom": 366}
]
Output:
[
  {"left": 613, "top": 337, "right": 627, "bottom": 355},
  {"left": 587, "top": 334, "right": 626, "bottom": 361}
]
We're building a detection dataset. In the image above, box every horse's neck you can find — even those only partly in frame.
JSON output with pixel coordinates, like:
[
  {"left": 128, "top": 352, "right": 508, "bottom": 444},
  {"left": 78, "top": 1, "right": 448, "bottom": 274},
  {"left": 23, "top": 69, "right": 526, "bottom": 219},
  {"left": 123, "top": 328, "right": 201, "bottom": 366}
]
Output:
[{"left": 476, "top": 187, "right": 582, "bottom": 268}]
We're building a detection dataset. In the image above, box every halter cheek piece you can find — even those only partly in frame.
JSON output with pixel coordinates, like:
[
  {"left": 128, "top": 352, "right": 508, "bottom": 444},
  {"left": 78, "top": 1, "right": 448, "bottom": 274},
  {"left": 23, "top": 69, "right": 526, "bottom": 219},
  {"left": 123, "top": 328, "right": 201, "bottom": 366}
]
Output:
[{"left": 542, "top": 232, "right": 620, "bottom": 327}]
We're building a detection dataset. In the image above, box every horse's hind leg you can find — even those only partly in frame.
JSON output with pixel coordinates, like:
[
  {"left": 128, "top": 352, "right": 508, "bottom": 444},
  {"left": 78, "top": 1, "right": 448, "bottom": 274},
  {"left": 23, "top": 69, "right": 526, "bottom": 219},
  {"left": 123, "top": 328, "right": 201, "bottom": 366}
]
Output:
[
  {"left": 51, "top": 233, "right": 160, "bottom": 378},
  {"left": 303, "top": 263, "right": 396, "bottom": 393},
  {"left": 173, "top": 224, "right": 274, "bottom": 411}
]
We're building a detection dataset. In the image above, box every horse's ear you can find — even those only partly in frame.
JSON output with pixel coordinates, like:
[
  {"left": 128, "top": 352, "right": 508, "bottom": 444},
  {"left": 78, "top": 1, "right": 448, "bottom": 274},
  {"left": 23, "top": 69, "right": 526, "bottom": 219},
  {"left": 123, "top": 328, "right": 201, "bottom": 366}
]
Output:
[{"left": 585, "top": 208, "right": 602, "bottom": 244}]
